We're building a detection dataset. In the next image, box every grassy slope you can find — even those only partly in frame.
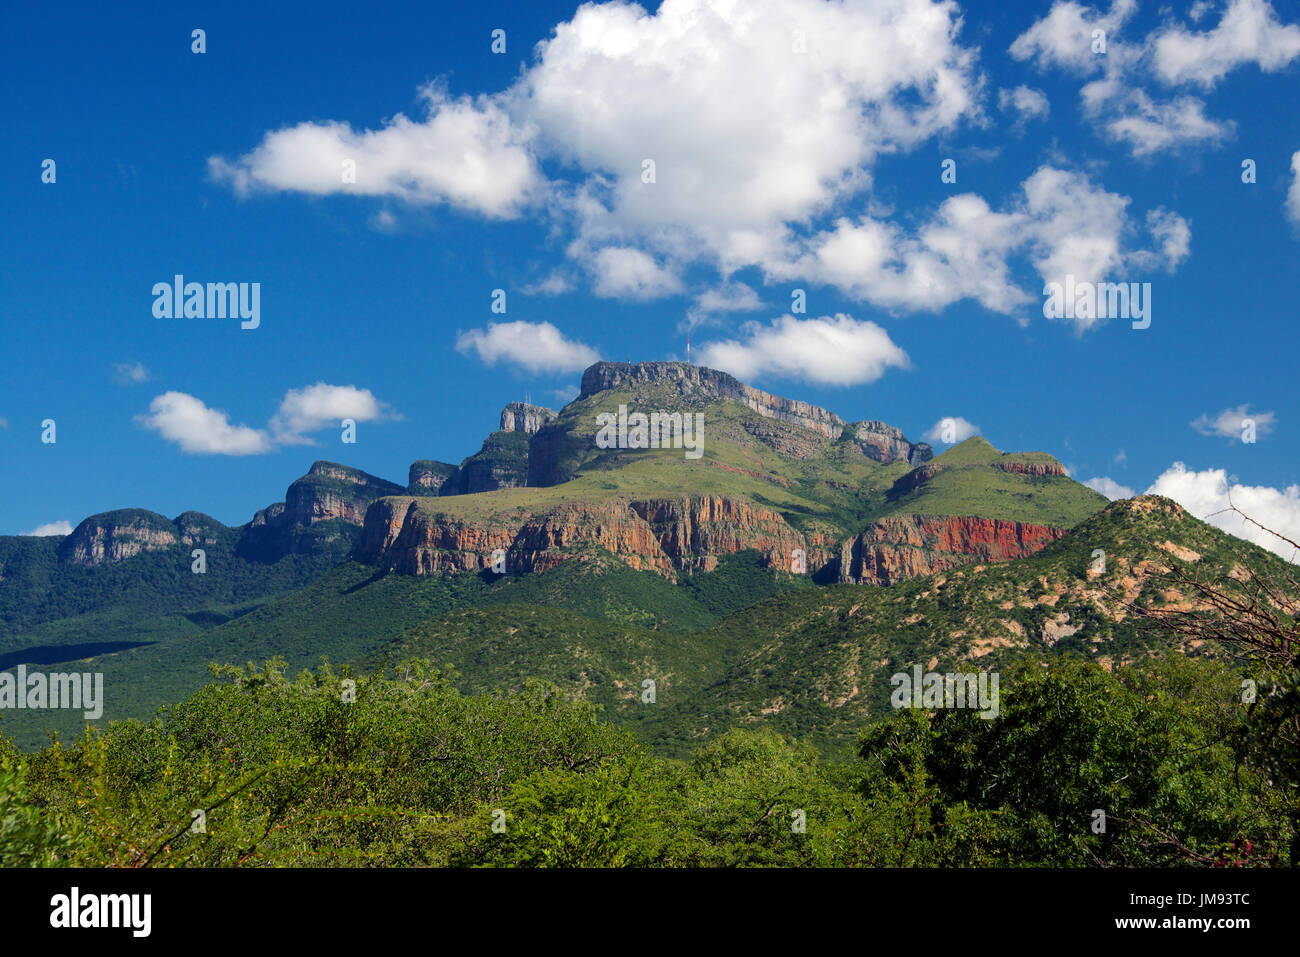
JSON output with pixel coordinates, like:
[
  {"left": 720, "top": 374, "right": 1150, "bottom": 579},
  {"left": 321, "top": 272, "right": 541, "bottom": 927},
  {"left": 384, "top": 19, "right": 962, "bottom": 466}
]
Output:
[{"left": 879, "top": 437, "right": 1108, "bottom": 526}]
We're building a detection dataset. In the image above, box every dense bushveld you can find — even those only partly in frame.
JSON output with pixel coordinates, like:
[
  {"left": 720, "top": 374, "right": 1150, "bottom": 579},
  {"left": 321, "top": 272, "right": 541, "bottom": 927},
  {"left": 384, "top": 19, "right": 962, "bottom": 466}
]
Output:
[{"left": 3, "top": 651, "right": 1296, "bottom": 868}]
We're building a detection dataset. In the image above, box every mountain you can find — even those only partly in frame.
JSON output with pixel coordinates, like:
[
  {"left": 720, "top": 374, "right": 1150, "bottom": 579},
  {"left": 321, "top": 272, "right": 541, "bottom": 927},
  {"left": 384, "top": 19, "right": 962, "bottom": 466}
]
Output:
[{"left": 2, "top": 361, "right": 1271, "bottom": 754}]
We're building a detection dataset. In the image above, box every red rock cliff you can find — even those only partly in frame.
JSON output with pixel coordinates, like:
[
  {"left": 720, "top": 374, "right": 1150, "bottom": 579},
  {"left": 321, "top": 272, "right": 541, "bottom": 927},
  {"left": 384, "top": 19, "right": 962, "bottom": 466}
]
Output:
[{"left": 839, "top": 514, "right": 1067, "bottom": 585}]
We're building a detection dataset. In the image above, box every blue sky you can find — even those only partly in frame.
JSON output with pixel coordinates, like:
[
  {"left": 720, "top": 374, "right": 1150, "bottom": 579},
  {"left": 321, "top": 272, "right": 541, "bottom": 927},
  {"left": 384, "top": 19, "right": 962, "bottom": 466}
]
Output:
[{"left": 3, "top": 0, "right": 1298, "bottom": 554}]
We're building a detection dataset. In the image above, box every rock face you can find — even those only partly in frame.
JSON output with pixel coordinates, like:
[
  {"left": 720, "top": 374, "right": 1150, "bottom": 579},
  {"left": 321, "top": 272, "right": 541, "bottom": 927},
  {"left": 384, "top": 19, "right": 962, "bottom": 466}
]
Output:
[
  {"left": 282, "top": 462, "right": 405, "bottom": 526},
  {"left": 500, "top": 402, "right": 557, "bottom": 435},
  {"left": 574, "top": 358, "right": 930, "bottom": 462},
  {"left": 408, "top": 460, "right": 458, "bottom": 495},
  {"left": 358, "top": 495, "right": 823, "bottom": 577},
  {"left": 853, "top": 421, "right": 933, "bottom": 466},
  {"left": 839, "top": 515, "right": 1068, "bottom": 586},
  {"left": 58, "top": 509, "right": 229, "bottom": 566},
  {"left": 993, "top": 460, "right": 1068, "bottom": 477},
  {"left": 60, "top": 511, "right": 178, "bottom": 566},
  {"left": 240, "top": 462, "right": 407, "bottom": 559}
]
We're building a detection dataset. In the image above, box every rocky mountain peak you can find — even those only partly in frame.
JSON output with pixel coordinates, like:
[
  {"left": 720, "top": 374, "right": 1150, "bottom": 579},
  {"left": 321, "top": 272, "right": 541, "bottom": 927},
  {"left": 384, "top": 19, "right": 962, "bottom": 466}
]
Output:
[
  {"left": 578, "top": 361, "right": 928, "bottom": 465},
  {"left": 500, "top": 402, "right": 558, "bottom": 435}
]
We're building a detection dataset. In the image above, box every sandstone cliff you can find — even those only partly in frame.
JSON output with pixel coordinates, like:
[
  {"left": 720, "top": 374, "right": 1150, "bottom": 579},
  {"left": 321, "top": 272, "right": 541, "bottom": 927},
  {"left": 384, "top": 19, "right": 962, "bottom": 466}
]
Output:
[
  {"left": 59, "top": 509, "right": 229, "bottom": 566},
  {"left": 838, "top": 514, "right": 1068, "bottom": 586},
  {"left": 358, "top": 494, "right": 826, "bottom": 578}
]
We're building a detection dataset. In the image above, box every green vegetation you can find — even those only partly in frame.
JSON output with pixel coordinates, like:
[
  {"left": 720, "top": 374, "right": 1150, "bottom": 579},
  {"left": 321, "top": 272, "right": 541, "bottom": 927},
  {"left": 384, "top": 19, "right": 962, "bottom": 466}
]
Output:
[{"left": 3, "top": 653, "right": 1293, "bottom": 867}]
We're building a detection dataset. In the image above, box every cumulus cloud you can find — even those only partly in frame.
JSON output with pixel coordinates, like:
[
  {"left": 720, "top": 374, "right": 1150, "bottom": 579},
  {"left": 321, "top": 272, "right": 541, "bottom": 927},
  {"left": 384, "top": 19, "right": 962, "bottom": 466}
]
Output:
[
  {"left": 588, "top": 247, "right": 683, "bottom": 300},
  {"left": 1012, "top": 0, "right": 1300, "bottom": 156},
  {"left": 209, "top": 86, "right": 541, "bottom": 218},
  {"left": 1146, "top": 462, "right": 1300, "bottom": 561},
  {"left": 694, "top": 313, "right": 908, "bottom": 387},
  {"left": 998, "top": 85, "right": 1051, "bottom": 125},
  {"left": 137, "top": 392, "right": 272, "bottom": 455},
  {"left": 769, "top": 166, "right": 1184, "bottom": 327},
  {"left": 211, "top": 0, "right": 991, "bottom": 305},
  {"left": 139, "top": 384, "right": 397, "bottom": 454},
  {"left": 1152, "top": 0, "right": 1300, "bottom": 85},
  {"left": 1139, "top": 208, "right": 1192, "bottom": 269},
  {"left": 270, "top": 383, "right": 396, "bottom": 445},
  {"left": 456, "top": 320, "right": 601, "bottom": 374},
  {"left": 21, "top": 520, "right": 74, "bottom": 537},
  {"left": 922, "top": 415, "right": 981, "bottom": 445},
  {"left": 208, "top": 0, "right": 1192, "bottom": 322},
  {"left": 514, "top": 0, "right": 979, "bottom": 275},
  {"left": 1084, "top": 476, "right": 1136, "bottom": 500},
  {"left": 114, "top": 361, "right": 149, "bottom": 385},
  {"left": 684, "top": 281, "right": 764, "bottom": 331},
  {"left": 1288, "top": 149, "right": 1300, "bottom": 225},
  {"left": 1191, "top": 404, "right": 1276, "bottom": 441}
]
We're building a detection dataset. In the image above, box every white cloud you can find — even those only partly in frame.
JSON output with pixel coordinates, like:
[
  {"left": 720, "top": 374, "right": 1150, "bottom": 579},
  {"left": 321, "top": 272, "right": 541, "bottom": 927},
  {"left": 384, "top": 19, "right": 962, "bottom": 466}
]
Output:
[
  {"left": 209, "top": 86, "right": 542, "bottom": 218},
  {"left": 1013, "top": 0, "right": 1300, "bottom": 156},
  {"left": 207, "top": 0, "right": 1193, "bottom": 323},
  {"left": 1009, "top": 0, "right": 1138, "bottom": 72},
  {"left": 456, "top": 321, "right": 601, "bottom": 374},
  {"left": 213, "top": 0, "right": 987, "bottom": 304},
  {"left": 998, "top": 85, "right": 1051, "bottom": 124},
  {"left": 521, "top": 271, "right": 575, "bottom": 296},
  {"left": 114, "top": 361, "right": 149, "bottom": 385},
  {"left": 1191, "top": 404, "right": 1276, "bottom": 440},
  {"left": 770, "top": 166, "right": 1182, "bottom": 327},
  {"left": 695, "top": 313, "right": 909, "bottom": 387},
  {"left": 0, "top": 417, "right": 8, "bottom": 429},
  {"left": 137, "top": 392, "right": 272, "bottom": 455},
  {"left": 21, "top": 520, "right": 74, "bottom": 537},
  {"left": 1288, "top": 148, "right": 1300, "bottom": 225},
  {"left": 1139, "top": 208, "right": 1192, "bottom": 269},
  {"left": 1084, "top": 476, "right": 1135, "bottom": 499},
  {"left": 1103, "top": 92, "right": 1231, "bottom": 157},
  {"left": 270, "top": 383, "right": 395, "bottom": 445},
  {"left": 1147, "top": 462, "right": 1300, "bottom": 561},
  {"left": 684, "top": 281, "right": 764, "bottom": 330},
  {"left": 139, "top": 384, "right": 396, "bottom": 454},
  {"left": 922, "top": 415, "right": 981, "bottom": 445},
  {"left": 1152, "top": 0, "right": 1300, "bottom": 86},
  {"left": 588, "top": 247, "right": 683, "bottom": 300},
  {"left": 516, "top": 0, "right": 979, "bottom": 275}
]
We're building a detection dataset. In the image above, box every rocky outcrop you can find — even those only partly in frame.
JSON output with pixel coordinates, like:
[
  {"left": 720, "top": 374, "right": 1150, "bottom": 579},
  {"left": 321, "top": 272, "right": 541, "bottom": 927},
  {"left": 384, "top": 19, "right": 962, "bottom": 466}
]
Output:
[
  {"left": 59, "top": 510, "right": 179, "bottom": 566},
  {"left": 890, "top": 463, "right": 946, "bottom": 495},
  {"left": 852, "top": 421, "right": 933, "bottom": 465},
  {"left": 58, "top": 509, "right": 230, "bottom": 566},
  {"left": 500, "top": 402, "right": 557, "bottom": 435},
  {"left": 577, "top": 362, "right": 928, "bottom": 465},
  {"left": 408, "top": 460, "right": 458, "bottom": 495},
  {"left": 993, "top": 460, "right": 1068, "bottom": 477},
  {"left": 358, "top": 494, "right": 826, "bottom": 577},
  {"left": 839, "top": 514, "right": 1068, "bottom": 585},
  {"left": 282, "top": 461, "right": 406, "bottom": 526}
]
